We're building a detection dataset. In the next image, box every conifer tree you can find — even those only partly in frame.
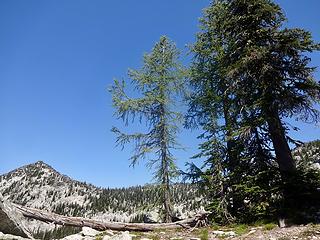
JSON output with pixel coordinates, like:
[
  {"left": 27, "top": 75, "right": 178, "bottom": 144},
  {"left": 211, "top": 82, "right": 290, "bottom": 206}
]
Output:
[
  {"left": 188, "top": 0, "right": 319, "bottom": 222},
  {"left": 207, "top": 0, "right": 319, "bottom": 176},
  {"left": 110, "top": 36, "right": 185, "bottom": 223}
]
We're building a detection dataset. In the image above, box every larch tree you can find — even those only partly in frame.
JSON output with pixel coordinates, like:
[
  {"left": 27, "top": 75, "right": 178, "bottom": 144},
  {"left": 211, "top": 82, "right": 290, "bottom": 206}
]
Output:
[{"left": 110, "top": 36, "right": 185, "bottom": 223}]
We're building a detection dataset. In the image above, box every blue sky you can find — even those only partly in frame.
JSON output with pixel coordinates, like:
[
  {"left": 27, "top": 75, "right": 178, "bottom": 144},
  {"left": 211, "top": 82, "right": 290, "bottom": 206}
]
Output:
[{"left": 0, "top": 0, "right": 319, "bottom": 188}]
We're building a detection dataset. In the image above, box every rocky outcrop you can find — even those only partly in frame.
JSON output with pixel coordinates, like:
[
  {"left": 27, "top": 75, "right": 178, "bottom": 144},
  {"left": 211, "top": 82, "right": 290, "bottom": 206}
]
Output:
[
  {"left": 0, "top": 194, "right": 33, "bottom": 239},
  {"left": 81, "top": 227, "right": 101, "bottom": 237},
  {"left": 0, "top": 232, "right": 31, "bottom": 240}
]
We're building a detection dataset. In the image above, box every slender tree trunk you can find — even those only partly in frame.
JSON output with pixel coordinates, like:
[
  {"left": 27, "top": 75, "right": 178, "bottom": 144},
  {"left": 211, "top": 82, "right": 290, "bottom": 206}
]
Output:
[
  {"left": 267, "top": 108, "right": 296, "bottom": 174},
  {"left": 159, "top": 44, "right": 172, "bottom": 223},
  {"left": 162, "top": 167, "right": 172, "bottom": 223},
  {"left": 160, "top": 101, "right": 172, "bottom": 223},
  {"left": 161, "top": 130, "right": 172, "bottom": 223}
]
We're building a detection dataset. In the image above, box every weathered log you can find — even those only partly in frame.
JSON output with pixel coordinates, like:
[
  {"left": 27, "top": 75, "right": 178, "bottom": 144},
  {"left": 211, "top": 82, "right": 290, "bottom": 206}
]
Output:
[{"left": 13, "top": 204, "right": 207, "bottom": 232}]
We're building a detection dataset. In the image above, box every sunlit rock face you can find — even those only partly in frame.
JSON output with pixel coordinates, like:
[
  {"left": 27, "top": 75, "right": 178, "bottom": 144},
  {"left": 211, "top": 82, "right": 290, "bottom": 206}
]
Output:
[{"left": 0, "top": 196, "right": 32, "bottom": 238}]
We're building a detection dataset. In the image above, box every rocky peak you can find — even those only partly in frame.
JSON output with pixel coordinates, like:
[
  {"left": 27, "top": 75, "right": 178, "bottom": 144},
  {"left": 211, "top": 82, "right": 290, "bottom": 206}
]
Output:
[{"left": 0, "top": 161, "right": 100, "bottom": 213}]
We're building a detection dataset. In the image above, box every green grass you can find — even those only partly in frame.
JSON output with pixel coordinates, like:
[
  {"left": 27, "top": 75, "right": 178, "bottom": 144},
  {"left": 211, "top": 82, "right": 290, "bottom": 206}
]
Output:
[
  {"left": 231, "top": 224, "right": 250, "bottom": 235},
  {"left": 150, "top": 235, "right": 161, "bottom": 240},
  {"left": 199, "top": 228, "right": 209, "bottom": 240},
  {"left": 131, "top": 232, "right": 143, "bottom": 240},
  {"left": 210, "top": 223, "right": 221, "bottom": 230},
  {"left": 263, "top": 223, "right": 277, "bottom": 231}
]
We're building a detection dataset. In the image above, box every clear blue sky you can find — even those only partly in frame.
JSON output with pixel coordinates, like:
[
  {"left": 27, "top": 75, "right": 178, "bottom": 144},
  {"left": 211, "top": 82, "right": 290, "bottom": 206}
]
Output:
[{"left": 0, "top": 0, "right": 319, "bottom": 188}]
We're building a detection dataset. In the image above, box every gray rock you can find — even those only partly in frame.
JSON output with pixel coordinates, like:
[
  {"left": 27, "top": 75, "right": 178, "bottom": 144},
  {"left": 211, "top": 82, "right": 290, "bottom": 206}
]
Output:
[
  {"left": 61, "top": 233, "right": 83, "bottom": 240},
  {"left": 81, "top": 226, "right": 100, "bottom": 237},
  {"left": 109, "top": 231, "right": 132, "bottom": 240},
  {"left": 0, "top": 194, "right": 33, "bottom": 239},
  {"left": 212, "top": 230, "right": 236, "bottom": 237},
  {"left": 105, "top": 230, "right": 114, "bottom": 236},
  {"left": 225, "top": 231, "right": 236, "bottom": 236},
  {"left": 212, "top": 230, "right": 225, "bottom": 235},
  {"left": 62, "top": 233, "right": 93, "bottom": 240},
  {"left": 102, "top": 230, "right": 115, "bottom": 240},
  {"left": 62, "top": 230, "right": 131, "bottom": 240}
]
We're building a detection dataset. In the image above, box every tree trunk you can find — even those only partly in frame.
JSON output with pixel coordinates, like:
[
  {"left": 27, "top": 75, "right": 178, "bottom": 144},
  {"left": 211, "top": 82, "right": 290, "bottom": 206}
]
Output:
[
  {"left": 267, "top": 109, "right": 296, "bottom": 174},
  {"left": 160, "top": 102, "right": 172, "bottom": 223},
  {"left": 162, "top": 174, "right": 172, "bottom": 223},
  {"left": 267, "top": 108, "right": 297, "bottom": 220}
]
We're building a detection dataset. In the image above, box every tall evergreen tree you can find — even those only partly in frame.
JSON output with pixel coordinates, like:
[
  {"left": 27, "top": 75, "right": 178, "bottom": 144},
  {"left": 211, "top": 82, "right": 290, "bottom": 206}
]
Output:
[
  {"left": 188, "top": 0, "right": 319, "bottom": 222},
  {"left": 110, "top": 36, "right": 185, "bottom": 223},
  {"left": 208, "top": 0, "right": 319, "bottom": 176},
  {"left": 185, "top": 51, "right": 235, "bottom": 222}
]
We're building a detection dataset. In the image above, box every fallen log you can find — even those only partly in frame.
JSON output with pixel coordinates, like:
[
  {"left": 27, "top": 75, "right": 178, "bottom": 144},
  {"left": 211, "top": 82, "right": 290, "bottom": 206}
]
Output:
[{"left": 13, "top": 204, "right": 207, "bottom": 232}]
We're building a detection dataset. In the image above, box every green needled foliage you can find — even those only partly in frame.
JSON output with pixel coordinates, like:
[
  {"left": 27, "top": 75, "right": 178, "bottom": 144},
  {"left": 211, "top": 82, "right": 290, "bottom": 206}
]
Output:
[
  {"left": 110, "top": 36, "right": 186, "bottom": 223},
  {"left": 187, "top": 0, "right": 320, "bottom": 223}
]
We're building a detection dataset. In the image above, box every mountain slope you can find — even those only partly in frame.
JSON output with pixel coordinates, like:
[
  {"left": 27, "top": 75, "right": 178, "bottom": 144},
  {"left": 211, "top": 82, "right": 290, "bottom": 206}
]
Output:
[
  {"left": 0, "top": 161, "right": 100, "bottom": 211},
  {"left": 0, "top": 161, "right": 205, "bottom": 225}
]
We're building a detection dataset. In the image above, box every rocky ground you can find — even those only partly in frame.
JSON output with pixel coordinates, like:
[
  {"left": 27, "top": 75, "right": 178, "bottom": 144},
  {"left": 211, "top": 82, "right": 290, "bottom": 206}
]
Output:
[
  {"left": 126, "top": 224, "right": 320, "bottom": 240},
  {"left": 1, "top": 224, "right": 320, "bottom": 240}
]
